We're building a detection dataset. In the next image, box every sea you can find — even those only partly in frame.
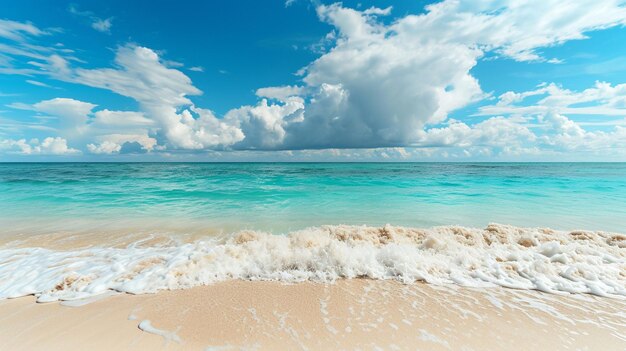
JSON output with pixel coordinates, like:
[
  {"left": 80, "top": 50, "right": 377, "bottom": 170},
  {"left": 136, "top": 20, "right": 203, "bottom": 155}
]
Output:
[
  {"left": 0, "top": 162, "right": 624, "bottom": 301},
  {"left": 1, "top": 162, "right": 625, "bottom": 232}
]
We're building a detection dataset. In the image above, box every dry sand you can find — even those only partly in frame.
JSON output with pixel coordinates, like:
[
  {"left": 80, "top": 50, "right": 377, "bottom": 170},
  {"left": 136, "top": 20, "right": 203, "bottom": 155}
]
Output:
[{"left": 1, "top": 280, "right": 625, "bottom": 351}]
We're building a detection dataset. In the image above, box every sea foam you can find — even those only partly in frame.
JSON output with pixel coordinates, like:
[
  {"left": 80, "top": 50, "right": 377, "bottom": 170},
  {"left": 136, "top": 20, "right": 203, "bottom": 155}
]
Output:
[{"left": 0, "top": 224, "right": 624, "bottom": 302}]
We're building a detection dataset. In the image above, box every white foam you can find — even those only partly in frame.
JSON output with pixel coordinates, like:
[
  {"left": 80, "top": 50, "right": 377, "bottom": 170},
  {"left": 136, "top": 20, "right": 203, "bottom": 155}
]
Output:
[
  {"left": 0, "top": 224, "right": 624, "bottom": 302},
  {"left": 59, "top": 291, "right": 120, "bottom": 307},
  {"left": 137, "top": 320, "right": 181, "bottom": 344}
]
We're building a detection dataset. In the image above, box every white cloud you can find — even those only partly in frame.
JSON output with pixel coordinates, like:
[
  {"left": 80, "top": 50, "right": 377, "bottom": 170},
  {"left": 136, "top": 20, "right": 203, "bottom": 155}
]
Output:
[
  {"left": 362, "top": 6, "right": 392, "bottom": 16},
  {"left": 92, "top": 110, "right": 154, "bottom": 128},
  {"left": 278, "top": 3, "right": 485, "bottom": 148},
  {"left": 165, "top": 107, "right": 245, "bottom": 149},
  {"left": 7, "top": 97, "right": 157, "bottom": 155},
  {"left": 69, "top": 45, "right": 201, "bottom": 106},
  {"left": 25, "top": 79, "right": 52, "bottom": 88},
  {"left": 33, "top": 98, "right": 96, "bottom": 128},
  {"left": 0, "top": 137, "right": 80, "bottom": 155},
  {"left": 416, "top": 117, "right": 537, "bottom": 154},
  {"left": 0, "top": 138, "right": 32, "bottom": 154},
  {"left": 472, "top": 83, "right": 626, "bottom": 155},
  {"left": 0, "top": 20, "right": 73, "bottom": 78},
  {"left": 37, "top": 136, "right": 80, "bottom": 155},
  {"left": 223, "top": 1, "right": 626, "bottom": 151},
  {"left": 538, "top": 112, "right": 626, "bottom": 153},
  {"left": 189, "top": 66, "right": 204, "bottom": 72},
  {"left": 225, "top": 98, "right": 304, "bottom": 149},
  {"left": 400, "top": 0, "right": 626, "bottom": 62},
  {"left": 67, "top": 45, "right": 204, "bottom": 150},
  {"left": 480, "top": 82, "right": 626, "bottom": 117},
  {"left": 0, "top": 43, "right": 47, "bottom": 60},
  {"left": 17, "top": 98, "right": 94, "bottom": 139},
  {"left": 32, "top": 45, "right": 246, "bottom": 150},
  {"left": 86, "top": 140, "right": 120, "bottom": 154},
  {"left": 255, "top": 85, "right": 304, "bottom": 101},
  {"left": 87, "top": 134, "right": 157, "bottom": 154},
  {"left": 30, "top": 45, "right": 226, "bottom": 150},
  {"left": 0, "top": 19, "right": 46, "bottom": 42},
  {"left": 91, "top": 18, "right": 113, "bottom": 33},
  {"left": 68, "top": 5, "right": 113, "bottom": 34}
]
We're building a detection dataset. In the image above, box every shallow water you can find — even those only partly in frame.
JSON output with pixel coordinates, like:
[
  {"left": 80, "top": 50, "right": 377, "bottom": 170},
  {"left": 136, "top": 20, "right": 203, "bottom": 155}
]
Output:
[{"left": 1, "top": 162, "right": 625, "bottom": 234}]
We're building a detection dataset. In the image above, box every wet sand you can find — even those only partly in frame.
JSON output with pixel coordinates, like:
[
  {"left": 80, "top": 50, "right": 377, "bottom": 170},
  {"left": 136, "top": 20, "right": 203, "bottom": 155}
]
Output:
[{"left": 1, "top": 280, "right": 625, "bottom": 351}]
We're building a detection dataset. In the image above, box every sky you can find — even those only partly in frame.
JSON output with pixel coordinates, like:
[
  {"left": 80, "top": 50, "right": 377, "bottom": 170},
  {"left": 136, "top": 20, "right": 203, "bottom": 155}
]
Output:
[{"left": 1, "top": 0, "right": 626, "bottom": 161}]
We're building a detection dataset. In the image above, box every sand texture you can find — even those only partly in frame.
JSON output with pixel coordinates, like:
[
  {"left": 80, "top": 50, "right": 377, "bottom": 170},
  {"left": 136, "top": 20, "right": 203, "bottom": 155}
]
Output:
[{"left": 1, "top": 280, "right": 625, "bottom": 351}]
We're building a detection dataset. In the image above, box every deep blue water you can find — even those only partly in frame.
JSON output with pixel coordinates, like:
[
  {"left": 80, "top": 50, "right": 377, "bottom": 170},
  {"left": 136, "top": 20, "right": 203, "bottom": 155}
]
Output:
[{"left": 1, "top": 163, "right": 625, "bottom": 233}]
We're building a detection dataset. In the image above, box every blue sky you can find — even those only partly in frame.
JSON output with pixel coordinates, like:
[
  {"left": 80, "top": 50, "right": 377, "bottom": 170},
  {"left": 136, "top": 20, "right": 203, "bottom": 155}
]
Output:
[{"left": 1, "top": 0, "right": 626, "bottom": 161}]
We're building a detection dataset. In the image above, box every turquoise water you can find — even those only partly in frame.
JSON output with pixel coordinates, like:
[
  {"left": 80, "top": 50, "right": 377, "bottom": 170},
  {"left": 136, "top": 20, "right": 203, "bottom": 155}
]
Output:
[{"left": 0, "top": 162, "right": 625, "bottom": 233}]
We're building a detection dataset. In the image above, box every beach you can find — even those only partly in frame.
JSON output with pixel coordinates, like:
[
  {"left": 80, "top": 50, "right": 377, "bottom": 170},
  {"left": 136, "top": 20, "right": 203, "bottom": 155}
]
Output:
[
  {"left": 1, "top": 223, "right": 625, "bottom": 350},
  {"left": 2, "top": 280, "right": 625, "bottom": 351}
]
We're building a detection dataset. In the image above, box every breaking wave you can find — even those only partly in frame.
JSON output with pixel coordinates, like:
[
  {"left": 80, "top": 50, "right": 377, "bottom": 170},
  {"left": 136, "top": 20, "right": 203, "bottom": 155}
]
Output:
[{"left": 1, "top": 223, "right": 625, "bottom": 302}]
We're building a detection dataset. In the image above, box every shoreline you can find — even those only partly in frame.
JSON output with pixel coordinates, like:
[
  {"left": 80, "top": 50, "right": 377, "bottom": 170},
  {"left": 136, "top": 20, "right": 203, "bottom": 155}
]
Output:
[
  {"left": 2, "top": 223, "right": 624, "bottom": 302},
  {"left": 1, "top": 280, "right": 625, "bottom": 350}
]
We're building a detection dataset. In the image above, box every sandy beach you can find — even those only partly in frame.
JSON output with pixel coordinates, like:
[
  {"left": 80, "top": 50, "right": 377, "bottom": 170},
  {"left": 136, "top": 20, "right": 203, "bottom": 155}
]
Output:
[
  {"left": 1, "top": 279, "right": 625, "bottom": 351},
  {"left": 1, "top": 222, "right": 625, "bottom": 350}
]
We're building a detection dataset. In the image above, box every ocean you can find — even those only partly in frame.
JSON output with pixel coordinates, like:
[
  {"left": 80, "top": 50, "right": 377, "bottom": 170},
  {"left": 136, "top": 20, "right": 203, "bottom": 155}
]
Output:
[
  {"left": 1, "top": 162, "right": 626, "bottom": 232},
  {"left": 0, "top": 162, "right": 624, "bottom": 301}
]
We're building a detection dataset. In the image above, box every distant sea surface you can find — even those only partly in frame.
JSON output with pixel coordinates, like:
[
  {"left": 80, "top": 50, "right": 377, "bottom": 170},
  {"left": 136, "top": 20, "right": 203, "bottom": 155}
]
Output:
[{"left": 1, "top": 162, "right": 624, "bottom": 233}]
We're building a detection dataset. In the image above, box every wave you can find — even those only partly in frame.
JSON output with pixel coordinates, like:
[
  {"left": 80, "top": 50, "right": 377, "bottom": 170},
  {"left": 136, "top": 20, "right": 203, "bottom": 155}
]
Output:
[{"left": 1, "top": 224, "right": 624, "bottom": 302}]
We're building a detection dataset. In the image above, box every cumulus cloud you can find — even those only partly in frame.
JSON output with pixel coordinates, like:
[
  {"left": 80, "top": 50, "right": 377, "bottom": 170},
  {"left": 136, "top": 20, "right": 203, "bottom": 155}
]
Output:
[
  {"left": 536, "top": 112, "right": 626, "bottom": 153},
  {"left": 414, "top": 117, "right": 538, "bottom": 158},
  {"left": 10, "top": 97, "right": 157, "bottom": 155},
  {"left": 472, "top": 83, "right": 626, "bottom": 155},
  {"left": 0, "top": 137, "right": 80, "bottom": 155},
  {"left": 87, "top": 134, "right": 157, "bottom": 154},
  {"left": 86, "top": 140, "right": 120, "bottom": 154},
  {"left": 256, "top": 85, "right": 304, "bottom": 101},
  {"left": 36, "top": 136, "right": 80, "bottom": 155},
  {"left": 225, "top": 98, "right": 304, "bottom": 149},
  {"left": 33, "top": 98, "right": 95, "bottom": 129},
  {"left": 280, "top": 4, "right": 484, "bottom": 148},
  {"left": 220, "top": 1, "right": 626, "bottom": 150},
  {"left": 57, "top": 45, "right": 210, "bottom": 149},
  {"left": 479, "top": 82, "right": 626, "bottom": 116},
  {"left": 33, "top": 45, "right": 245, "bottom": 150}
]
